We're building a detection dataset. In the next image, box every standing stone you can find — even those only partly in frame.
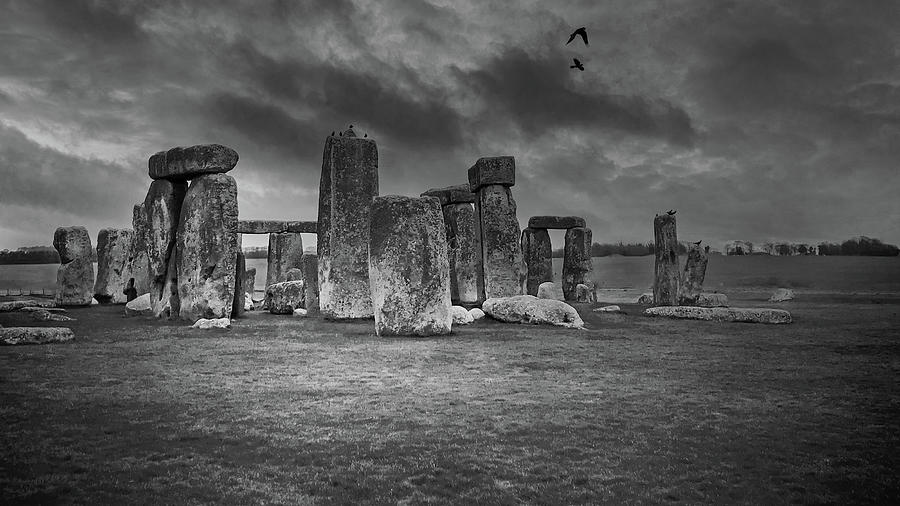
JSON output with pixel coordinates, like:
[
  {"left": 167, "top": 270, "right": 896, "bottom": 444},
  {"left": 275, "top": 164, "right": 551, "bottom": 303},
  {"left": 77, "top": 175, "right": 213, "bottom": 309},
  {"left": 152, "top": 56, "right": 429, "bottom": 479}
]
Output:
[
  {"left": 444, "top": 203, "right": 480, "bottom": 304},
  {"left": 562, "top": 227, "right": 593, "bottom": 301},
  {"left": 368, "top": 195, "right": 452, "bottom": 336},
  {"left": 53, "top": 226, "right": 94, "bottom": 306},
  {"left": 176, "top": 173, "right": 239, "bottom": 321},
  {"left": 232, "top": 251, "right": 245, "bottom": 319},
  {"left": 243, "top": 267, "right": 257, "bottom": 297},
  {"left": 653, "top": 214, "right": 680, "bottom": 306},
  {"left": 301, "top": 254, "right": 319, "bottom": 313},
  {"left": 317, "top": 128, "right": 378, "bottom": 319},
  {"left": 145, "top": 179, "right": 188, "bottom": 317},
  {"left": 93, "top": 228, "right": 133, "bottom": 304},
  {"left": 266, "top": 232, "right": 304, "bottom": 287},
  {"left": 679, "top": 243, "right": 708, "bottom": 305},
  {"left": 521, "top": 227, "right": 552, "bottom": 296},
  {"left": 126, "top": 204, "right": 151, "bottom": 296}
]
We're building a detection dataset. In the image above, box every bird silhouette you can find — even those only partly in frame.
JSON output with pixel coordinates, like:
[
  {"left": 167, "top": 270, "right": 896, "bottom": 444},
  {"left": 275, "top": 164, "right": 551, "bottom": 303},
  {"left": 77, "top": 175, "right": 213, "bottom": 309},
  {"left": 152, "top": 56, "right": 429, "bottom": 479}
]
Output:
[
  {"left": 339, "top": 132, "right": 343, "bottom": 137},
  {"left": 667, "top": 209, "right": 676, "bottom": 215},
  {"left": 570, "top": 58, "right": 585, "bottom": 71},
  {"left": 693, "top": 240, "right": 702, "bottom": 245},
  {"left": 331, "top": 131, "right": 335, "bottom": 136},
  {"left": 566, "top": 27, "right": 588, "bottom": 46},
  {"left": 349, "top": 124, "right": 353, "bottom": 129},
  {"left": 364, "top": 133, "right": 367, "bottom": 138}
]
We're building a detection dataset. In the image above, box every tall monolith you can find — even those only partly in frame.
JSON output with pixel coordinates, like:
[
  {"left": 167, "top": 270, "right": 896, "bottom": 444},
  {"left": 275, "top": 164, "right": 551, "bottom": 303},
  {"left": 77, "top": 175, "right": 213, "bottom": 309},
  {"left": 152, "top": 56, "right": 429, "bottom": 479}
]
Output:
[
  {"left": 521, "top": 227, "right": 552, "bottom": 296},
  {"left": 653, "top": 214, "right": 680, "bottom": 306},
  {"left": 126, "top": 204, "right": 151, "bottom": 296},
  {"left": 94, "top": 228, "right": 133, "bottom": 304},
  {"left": 145, "top": 178, "right": 188, "bottom": 317},
  {"left": 266, "top": 232, "right": 304, "bottom": 287},
  {"left": 562, "top": 227, "right": 593, "bottom": 301},
  {"left": 679, "top": 242, "right": 709, "bottom": 305},
  {"left": 53, "top": 226, "right": 94, "bottom": 306}
]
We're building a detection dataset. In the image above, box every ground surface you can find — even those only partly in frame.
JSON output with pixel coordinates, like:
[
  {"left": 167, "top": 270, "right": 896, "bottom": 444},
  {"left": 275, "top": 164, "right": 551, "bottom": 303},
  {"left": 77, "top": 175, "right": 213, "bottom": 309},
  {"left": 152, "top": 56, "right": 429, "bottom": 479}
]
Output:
[{"left": 1, "top": 293, "right": 899, "bottom": 504}]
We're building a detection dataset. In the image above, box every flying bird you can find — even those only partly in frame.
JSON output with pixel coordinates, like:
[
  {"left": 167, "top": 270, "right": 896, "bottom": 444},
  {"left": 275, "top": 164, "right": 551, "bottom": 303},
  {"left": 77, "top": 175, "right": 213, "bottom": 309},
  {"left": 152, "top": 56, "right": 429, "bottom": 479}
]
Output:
[
  {"left": 570, "top": 58, "right": 584, "bottom": 71},
  {"left": 566, "top": 27, "right": 588, "bottom": 46},
  {"left": 667, "top": 209, "right": 676, "bottom": 215}
]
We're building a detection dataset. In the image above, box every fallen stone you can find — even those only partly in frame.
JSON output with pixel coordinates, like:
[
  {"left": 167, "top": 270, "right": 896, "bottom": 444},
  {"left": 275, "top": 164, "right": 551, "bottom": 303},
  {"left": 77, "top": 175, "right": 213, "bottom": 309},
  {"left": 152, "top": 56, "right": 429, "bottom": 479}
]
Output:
[
  {"left": 53, "top": 226, "right": 92, "bottom": 264},
  {"left": 0, "top": 327, "right": 75, "bottom": 345},
  {"left": 562, "top": 227, "right": 592, "bottom": 301},
  {"left": 593, "top": 305, "right": 623, "bottom": 313},
  {"left": 769, "top": 288, "right": 795, "bottom": 302},
  {"left": 237, "top": 220, "right": 317, "bottom": 234},
  {"left": 368, "top": 195, "right": 452, "bottom": 336},
  {"left": 421, "top": 184, "right": 476, "bottom": 205},
  {"left": 636, "top": 292, "right": 654, "bottom": 304},
  {"left": 575, "top": 283, "right": 595, "bottom": 303},
  {"left": 476, "top": 184, "right": 525, "bottom": 299},
  {"left": 150, "top": 144, "right": 239, "bottom": 181},
  {"left": 527, "top": 216, "right": 586, "bottom": 229},
  {"left": 1, "top": 300, "right": 57, "bottom": 312},
  {"left": 292, "top": 308, "right": 308, "bottom": 317},
  {"left": 145, "top": 179, "right": 187, "bottom": 317},
  {"left": 31, "top": 309, "right": 75, "bottom": 322},
  {"left": 697, "top": 293, "right": 729, "bottom": 307},
  {"left": 93, "top": 228, "right": 133, "bottom": 304},
  {"left": 124, "top": 293, "right": 153, "bottom": 317},
  {"left": 537, "top": 282, "right": 565, "bottom": 301},
  {"left": 190, "top": 317, "right": 231, "bottom": 329},
  {"left": 55, "top": 258, "right": 94, "bottom": 306},
  {"left": 18, "top": 306, "right": 66, "bottom": 313},
  {"left": 265, "top": 280, "right": 306, "bottom": 315},
  {"left": 482, "top": 295, "right": 584, "bottom": 329},
  {"left": 469, "top": 308, "right": 485, "bottom": 320},
  {"left": 467, "top": 156, "right": 515, "bottom": 192},
  {"left": 451, "top": 305, "right": 474, "bottom": 325},
  {"left": 643, "top": 306, "right": 792, "bottom": 324},
  {"left": 266, "top": 232, "right": 304, "bottom": 286},
  {"left": 177, "top": 173, "right": 239, "bottom": 321},
  {"left": 521, "top": 227, "right": 552, "bottom": 296}
]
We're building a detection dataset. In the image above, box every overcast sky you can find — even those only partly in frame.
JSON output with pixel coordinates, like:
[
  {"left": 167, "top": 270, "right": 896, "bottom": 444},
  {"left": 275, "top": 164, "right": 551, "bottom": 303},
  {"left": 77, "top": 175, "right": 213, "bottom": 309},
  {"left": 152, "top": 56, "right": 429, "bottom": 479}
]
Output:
[{"left": 1, "top": 0, "right": 899, "bottom": 250}]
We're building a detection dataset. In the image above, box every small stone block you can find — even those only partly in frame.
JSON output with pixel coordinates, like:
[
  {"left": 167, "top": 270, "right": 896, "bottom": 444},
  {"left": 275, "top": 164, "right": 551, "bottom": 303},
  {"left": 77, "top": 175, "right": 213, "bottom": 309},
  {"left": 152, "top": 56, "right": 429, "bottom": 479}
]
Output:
[{"left": 467, "top": 156, "right": 515, "bottom": 192}]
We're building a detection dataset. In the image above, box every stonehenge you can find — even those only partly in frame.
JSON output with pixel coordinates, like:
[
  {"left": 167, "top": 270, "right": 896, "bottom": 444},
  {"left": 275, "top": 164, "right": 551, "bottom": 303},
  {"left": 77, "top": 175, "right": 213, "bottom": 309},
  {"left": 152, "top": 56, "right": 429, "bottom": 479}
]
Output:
[
  {"left": 317, "top": 127, "right": 379, "bottom": 319},
  {"left": 521, "top": 215, "right": 592, "bottom": 302},
  {"left": 266, "top": 232, "right": 304, "bottom": 287},
  {"left": 149, "top": 144, "right": 238, "bottom": 181},
  {"left": 238, "top": 220, "right": 317, "bottom": 234},
  {"left": 653, "top": 213, "right": 680, "bottom": 306},
  {"left": 421, "top": 184, "right": 480, "bottom": 305},
  {"left": 679, "top": 242, "right": 709, "bottom": 305},
  {"left": 53, "top": 226, "right": 94, "bottom": 306},
  {"left": 521, "top": 227, "right": 552, "bottom": 296},
  {"left": 126, "top": 204, "right": 151, "bottom": 296},
  {"left": 562, "top": 226, "right": 593, "bottom": 300},
  {"left": 144, "top": 179, "right": 187, "bottom": 317},
  {"left": 94, "top": 228, "right": 133, "bottom": 304}
]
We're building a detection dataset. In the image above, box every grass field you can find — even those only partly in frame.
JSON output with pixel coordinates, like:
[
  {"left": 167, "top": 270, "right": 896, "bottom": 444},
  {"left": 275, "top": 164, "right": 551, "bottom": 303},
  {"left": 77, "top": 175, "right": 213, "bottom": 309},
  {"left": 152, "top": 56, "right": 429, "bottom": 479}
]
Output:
[{"left": 2, "top": 291, "right": 899, "bottom": 504}]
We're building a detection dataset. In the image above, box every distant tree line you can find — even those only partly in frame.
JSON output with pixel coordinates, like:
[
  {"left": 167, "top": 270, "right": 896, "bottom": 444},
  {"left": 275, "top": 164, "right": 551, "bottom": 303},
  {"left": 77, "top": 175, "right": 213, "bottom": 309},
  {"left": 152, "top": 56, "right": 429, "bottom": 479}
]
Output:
[
  {"left": 552, "top": 242, "right": 691, "bottom": 258},
  {"left": 817, "top": 237, "right": 899, "bottom": 256},
  {"left": 0, "top": 246, "right": 97, "bottom": 264}
]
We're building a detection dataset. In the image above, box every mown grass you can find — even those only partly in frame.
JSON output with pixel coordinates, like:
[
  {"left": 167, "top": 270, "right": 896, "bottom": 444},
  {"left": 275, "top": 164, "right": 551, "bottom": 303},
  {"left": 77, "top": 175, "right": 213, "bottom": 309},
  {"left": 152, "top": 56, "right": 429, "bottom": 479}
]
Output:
[{"left": 1, "top": 295, "right": 899, "bottom": 504}]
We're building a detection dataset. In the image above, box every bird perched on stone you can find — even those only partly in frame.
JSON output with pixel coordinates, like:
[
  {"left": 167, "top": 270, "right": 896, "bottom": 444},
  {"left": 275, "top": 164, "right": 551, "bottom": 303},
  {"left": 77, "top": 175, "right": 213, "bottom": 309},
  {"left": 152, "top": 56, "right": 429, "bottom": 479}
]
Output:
[
  {"left": 570, "top": 58, "right": 585, "bottom": 71},
  {"left": 667, "top": 209, "right": 676, "bottom": 215},
  {"left": 693, "top": 240, "right": 702, "bottom": 245},
  {"left": 339, "top": 132, "right": 342, "bottom": 136},
  {"left": 566, "top": 27, "right": 588, "bottom": 46},
  {"left": 331, "top": 131, "right": 335, "bottom": 136},
  {"left": 364, "top": 133, "right": 367, "bottom": 138}
]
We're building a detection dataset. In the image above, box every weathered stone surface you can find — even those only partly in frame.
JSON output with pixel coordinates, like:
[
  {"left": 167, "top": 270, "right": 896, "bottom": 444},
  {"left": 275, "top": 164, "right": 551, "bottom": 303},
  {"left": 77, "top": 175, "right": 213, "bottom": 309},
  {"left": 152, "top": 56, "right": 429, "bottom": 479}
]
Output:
[
  {"left": 190, "top": 317, "right": 231, "bottom": 329},
  {"left": 527, "top": 216, "right": 586, "bottom": 229},
  {"left": 317, "top": 130, "right": 378, "bottom": 319},
  {"left": 679, "top": 243, "right": 709, "bottom": 305},
  {"left": 126, "top": 204, "right": 151, "bottom": 296},
  {"left": 237, "top": 220, "right": 317, "bottom": 234},
  {"left": 244, "top": 293, "right": 253, "bottom": 311},
  {"left": 769, "top": 288, "right": 795, "bottom": 302},
  {"left": 32, "top": 309, "right": 75, "bottom": 322},
  {"left": 293, "top": 308, "right": 308, "bottom": 317},
  {"left": 0, "top": 327, "right": 74, "bottom": 345},
  {"left": 56, "top": 258, "right": 94, "bottom": 306},
  {"left": 575, "top": 283, "right": 595, "bottom": 303},
  {"left": 562, "top": 227, "right": 592, "bottom": 301},
  {"left": 476, "top": 184, "right": 524, "bottom": 299},
  {"left": 124, "top": 293, "right": 152, "bottom": 317},
  {"left": 176, "top": 173, "right": 239, "bottom": 321},
  {"left": 243, "top": 267, "right": 257, "bottom": 296},
  {"left": 482, "top": 295, "right": 584, "bottom": 329},
  {"left": 469, "top": 307, "right": 485, "bottom": 320},
  {"left": 266, "top": 232, "right": 304, "bottom": 287},
  {"left": 18, "top": 306, "right": 66, "bottom": 313},
  {"left": 93, "top": 228, "right": 132, "bottom": 304},
  {"left": 636, "top": 293, "right": 654, "bottom": 304},
  {"left": 653, "top": 214, "right": 680, "bottom": 306},
  {"left": 53, "top": 226, "right": 92, "bottom": 264},
  {"left": 467, "top": 156, "right": 515, "bottom": 192},
  {"left": 284, "top": 268, "right": 304, "bottom": 281},
  {"left": 150, "top": 144, "right": 239, "bottom": 181},
  {"left": 521, "top": 227, "right": 552, "bottom": 296},
  {"left": 231, "top": 251, "right": 245, "bottom": 319},
  {"left": 644, "top": 306, "right": 792, "bottom": 324},
  {"left": 536, "top": 282, "right": 564, "bottom": 301},
  {"left": 593, "top": 305, "right": 623, "bottom": 313},
  {"left": 265, "top": 280, "right": 305, "bottom": 314},
  {"left": 368, "top": 195, "right": 452, "bottom": 336},
  {"left": 697, "top": 293, "right": 728, "bottom": 307},
  {"left": 444, "top": 203, "right": 480, "bottom": 304},
  {"left": 451, "top": 305, "right": 474, "bottom": 325},
  {"left": 421, "top": 184, "right": 476, "bottom": 205},
  {"left": 1, "top": 300, "right": 57, "bottom": 312},
  {"left": 300, "top": 254, "right": 319, "bottom": 313},
  {"left": 145, "top": 180, "right": 188, "bottom": 317}
]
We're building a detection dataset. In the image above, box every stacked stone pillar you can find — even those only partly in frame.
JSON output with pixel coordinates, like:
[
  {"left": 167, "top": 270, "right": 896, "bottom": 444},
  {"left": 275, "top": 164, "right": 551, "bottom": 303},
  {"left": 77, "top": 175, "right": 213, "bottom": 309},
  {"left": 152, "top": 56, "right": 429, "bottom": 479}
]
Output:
[
  {"left": 317, "top": 127, "right": 378, "bottom": 319},
  {"left": 53, "top": 226, "right": 94, "bottom": 306},
  {"left": 420, "top": 184, "right": 480, "bottom": 305},
  {"left": 523, "top": 216, "right": 592, "bottom": 301},
  {"left": 368, "top": 196, "right": 452, "bottom": 336},
  {"left": 468, "top": 156, "right": 524, "bottom": 300},
  {"left": 653, "top": 213, "right": 680, "bottom": 306},
  {"left": 94, "top": 228, "right": 133, "bottom": 304}
]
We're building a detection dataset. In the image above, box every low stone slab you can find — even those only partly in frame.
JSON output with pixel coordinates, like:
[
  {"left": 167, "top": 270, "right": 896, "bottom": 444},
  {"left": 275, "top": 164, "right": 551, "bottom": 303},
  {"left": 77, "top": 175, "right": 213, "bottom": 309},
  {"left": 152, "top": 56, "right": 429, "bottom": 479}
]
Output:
[
  {"left": 769, "top": 288, "right": 794, "bottom": 302},
  {"left": 191, "top": 317, "right": 231, "bottom": 329},
  {"left": 237, "top": 220, "right": 317, "bottom": 234},
  {"left": 482, "top": 295, "right": 584, "bottom": 329},
  {"left": 593, "top": 305, "right": 623, "bottom": 313},
  {"left": 451, "top": 305, "right": 474, "bottom": 325},
  {"left": 18, "top": 306, "right": 67, "bottom": 313},
  {"left": 124, "top": 293, "right": 153, "bottom": 317},
  {"left": 1, "top": 300, "right": 57, "bottom": 312},
  {"left": 32, "top": 309, "right": 75, "bottom": 322},
  {"left": 536, "top": 282, "right": 564, "bottom": 301},
  {"left": 469, "top": 308, "right": 485, "bottom": 320},
  {"left": 1, "top": 327, "right": 74, "bottom": 345},
  {"left": 149, "top": 144, "right": 239, "bottom": 180},
  {"left": 697, "top": 293, "right": 729, "bottom": 307},
  {"left": 265, "top": 280, "right": 305, "bottom": 315},
  {"left": 527, "top": 216, "right": 586, "bottom": 229},
  {"left": 420, "top": 184, "right": 476, "bottom": 205},
  {"left": 643, "top": 306, "right": 792, "bottom": 324},
  {"left": 468, "top": 156, "right": 515, "bottom": 191}
]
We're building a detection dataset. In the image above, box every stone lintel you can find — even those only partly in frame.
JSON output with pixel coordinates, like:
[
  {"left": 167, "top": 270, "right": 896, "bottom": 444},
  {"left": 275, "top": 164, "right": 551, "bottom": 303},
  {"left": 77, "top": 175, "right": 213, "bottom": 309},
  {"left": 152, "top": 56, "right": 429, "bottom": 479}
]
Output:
[
  {"left": 527, "top": 216, "right": 586, "bottom": 229},
  {"left": 237, "top": 220, "right": 317, "bottom": 234}
]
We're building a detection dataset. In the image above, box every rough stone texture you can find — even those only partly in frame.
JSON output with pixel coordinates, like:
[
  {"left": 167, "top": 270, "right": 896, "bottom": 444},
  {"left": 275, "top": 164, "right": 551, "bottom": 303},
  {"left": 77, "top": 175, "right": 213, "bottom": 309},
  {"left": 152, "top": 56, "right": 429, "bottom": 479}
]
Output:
[
  {"left": 451, "top": 305, "right": 474, "bottom": 325},
  {"left": 368, "top": 195, "right": 452, "bottom": 336},
  {"left": 0, "top": 327, "right": 75, "bottom": 345},
  {"left": 243, "top": 267, "right": 257, "bottom": 296},
  {"left": 124, "top": 293, "right": 152, "bottom": 317},
  {"left": 679, "top": 243, "right": 709, "bottom": 305},
  {"left": 145, "top": 180, "right": 187, "bottom": 317},
  {"left": 476, "top": 184, "right": 525, "bottom": 300},
  {"left": 317, "top": 129, "right": 379, "bottom": 319},
  {"left": 636, "top": 293, "right": 654, "bottom": 304},
  {"left": 469, "top": 308, "right": 485, "bottom": 320},
  {"left": 301, "top": 254, "right": 319, "bottom": 313},
  {"left": 176, "top": 173, "right": 239, "bottom": 321},
  {"left": 769, "top": 288, "right": 795, "bottom": 302},
  {"left": 293, "top": 308, "right": 308, "bottom": 317},
  {"left": 521, "top": 227, "right": 552, "bottom": 296},
  {"left": 1, "top": 300, "right": 57, "bottom": 312},
  {"left": 237, "top": 220, "right": 317, "bottom": 234},
  {"left": 53, "top": 227, "right": 95, "bottom": 306},
  {"left": 644, "top": 306, "right": 793, "bottom": 324},
  {"left": 593, "top": 305, "right": 623, "bottom": 313},
  {"left": 421, "top": 184, "right": 476, "bottom": 205},
  {"left": 93, "top": 228, "right": 132, "bottom": 304},
  {"left": 467, "top": 156, "right": 516, "bottom": 192},
  {"left": 444, "top": 203, "right": 480, "bottom": 304},
  {"left": 18, "top": 306, "right": 67, "bottom": 313},
  {"left": 126, "top": 204, "right": 151, "bottom": 296},
  {"left": 284, "top": 268, "right": 304, "bottom": 282},
  {"left": 653, "top": 214, "right": 680, "bottom": 306},
  {"left": 244, "top": 293, "right": 253, "bottom": 311},
  {"left": 265, "top": 280, "right": 306, "bottom": 314},
  {"left": 527, "top": 216, "right": 586, "bottom": 230},
  {"left": 231, "top": 251, "right": 245, "bottom": 319},
  {"left": 32, "top": 309, "right": 75, "bottom": 322},
  {"left": 150, "top": 144, "right": 239, "bottom": 180},
  {"left": 191, "top": 317, "right": 231, "bottom": 329},
  {"left": 562, "top": 227, "right": 593, "bottom": 301},
  {"left": 266, "top": 232, "right": 304, "bottom": 287},
  {"left": 482, "top": 295, "right": 584, "bottom": 329},
  {"left": 536, "top": 282, "right": 564, "bottom": 301},
  {"left": 53, "top": 226, "right": 92, "bottom": 264},
  {"left": 697, "top": 293, "right": 729, "bottom": 307},
  {"left": 575, "top": 283, "right": 595, "bottom": 303}
]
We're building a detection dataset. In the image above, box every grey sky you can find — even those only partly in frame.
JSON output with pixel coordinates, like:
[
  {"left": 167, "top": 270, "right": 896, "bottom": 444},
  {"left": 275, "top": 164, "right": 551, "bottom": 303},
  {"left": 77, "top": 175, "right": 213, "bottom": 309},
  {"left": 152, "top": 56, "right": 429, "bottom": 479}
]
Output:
[{"left": 1, "top": 0, "right": 898, "bottom": 250}]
